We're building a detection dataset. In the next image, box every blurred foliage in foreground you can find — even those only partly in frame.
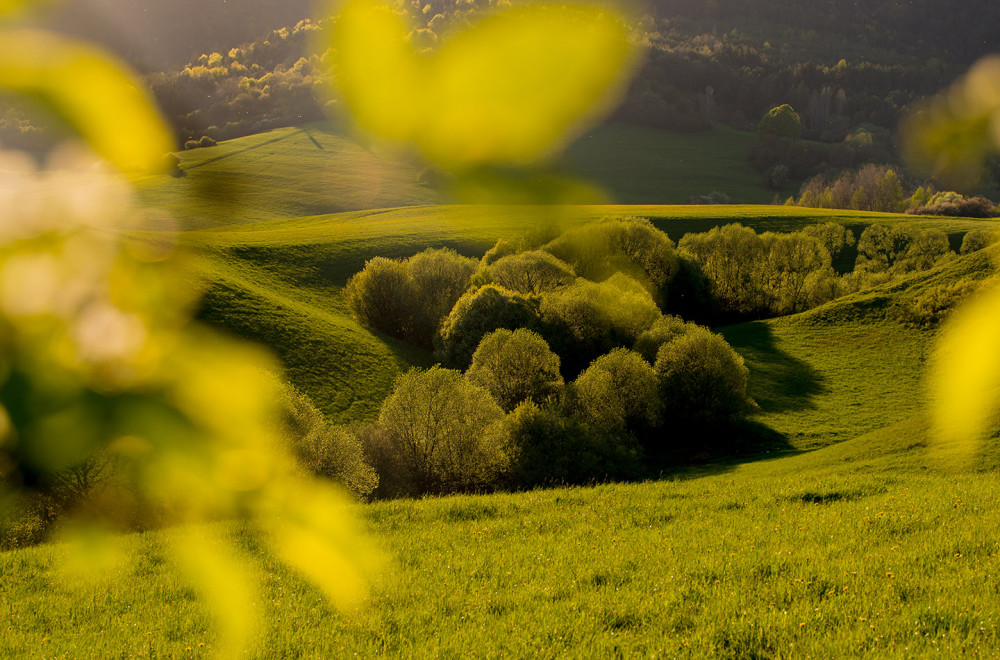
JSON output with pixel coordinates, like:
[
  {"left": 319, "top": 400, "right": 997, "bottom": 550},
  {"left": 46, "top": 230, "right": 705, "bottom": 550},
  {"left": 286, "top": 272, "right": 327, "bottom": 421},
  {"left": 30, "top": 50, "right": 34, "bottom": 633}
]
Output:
[
  {"left": 910, "top": 57, "right": 1000, "bottom": 465},
  {"left": 0, "top": 3, "right": 383, "bottom": 655}
]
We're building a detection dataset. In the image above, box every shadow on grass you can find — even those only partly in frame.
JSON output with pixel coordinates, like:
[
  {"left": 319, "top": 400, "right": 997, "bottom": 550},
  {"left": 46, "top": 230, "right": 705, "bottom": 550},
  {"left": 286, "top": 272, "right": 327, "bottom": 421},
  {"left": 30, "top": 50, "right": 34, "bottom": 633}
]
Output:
[{"left": 720, "top": 321, "right": 827, "bottom": 414}]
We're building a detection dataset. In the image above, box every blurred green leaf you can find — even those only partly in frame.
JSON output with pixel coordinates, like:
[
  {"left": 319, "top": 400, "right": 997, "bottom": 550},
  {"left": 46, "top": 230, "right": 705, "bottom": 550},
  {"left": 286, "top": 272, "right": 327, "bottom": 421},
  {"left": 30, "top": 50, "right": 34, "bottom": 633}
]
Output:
[
  {"left": 329, "top": 0, "right": 640, "bottom": 169},
  {"left": 0, "top": 29, "right": 174, "bottom": 172}
]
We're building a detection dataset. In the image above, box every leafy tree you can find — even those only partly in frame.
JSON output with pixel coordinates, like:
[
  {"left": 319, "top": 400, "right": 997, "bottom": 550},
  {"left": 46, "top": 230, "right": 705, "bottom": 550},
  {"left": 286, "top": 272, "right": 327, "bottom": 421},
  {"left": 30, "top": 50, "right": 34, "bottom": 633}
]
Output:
[
  {"left": 407, "top": 247, "right": 478, "bottom": 345},
  {"left": 539, "top": 274, "right": 660, "bottom": 374},
  {"left": 436, "top": 285, "right": 540, "bottom": 369},
  {"left": 801, "top": 222, "right": 856, "bottom": 260},
  {"left": 543, "top": 216, "right": 678, "bottom": 302},
  {"left": 504, "top": 401, "right": 644, "bottom": 488},
  {"left": 634, "top": 315, "right": 696, "bottom": 363},
  {"left": 757, "top": 104, "right": 802, "bottom": 140},
  {"left": 572, "top": 348, "right": 661, "bottom": 434},
  {"left": 466, "top": 329, "right": 563, "bottom": 412},
  {"left": 378, "top": 367, "right": 508, "bottom": 493},
  {"left": 486, "top": 250, "right": 575, "bottom": 294},
  {"left": 344, "top": 257, "right": 414, "bottom": 339},
  {"left": 655, "top": 326, "right": 753, "bottom": 429}
]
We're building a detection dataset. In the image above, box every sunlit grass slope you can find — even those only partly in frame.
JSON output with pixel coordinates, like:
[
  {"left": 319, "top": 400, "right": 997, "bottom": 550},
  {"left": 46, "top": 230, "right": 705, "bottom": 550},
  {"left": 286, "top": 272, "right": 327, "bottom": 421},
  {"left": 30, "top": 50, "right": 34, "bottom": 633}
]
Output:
[
  {"left": 135, "top": 124, "right": 439, "bottom": 229},
  {"left": 5, "top": 415, "right": 1000, "bottom": 657},
  {"left": 135, "top": 121, "right": 800, "bottom": 230},
  {"left": 181, "top": 203, "right": 997, "bottom": 439}
]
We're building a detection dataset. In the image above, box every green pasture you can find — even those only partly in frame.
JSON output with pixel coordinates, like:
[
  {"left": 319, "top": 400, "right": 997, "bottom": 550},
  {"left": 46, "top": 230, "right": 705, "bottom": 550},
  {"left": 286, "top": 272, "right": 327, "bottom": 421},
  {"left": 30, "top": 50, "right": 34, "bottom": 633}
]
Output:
[{"left": 4, "top": 416, "right": 1000, "bottom": 657}]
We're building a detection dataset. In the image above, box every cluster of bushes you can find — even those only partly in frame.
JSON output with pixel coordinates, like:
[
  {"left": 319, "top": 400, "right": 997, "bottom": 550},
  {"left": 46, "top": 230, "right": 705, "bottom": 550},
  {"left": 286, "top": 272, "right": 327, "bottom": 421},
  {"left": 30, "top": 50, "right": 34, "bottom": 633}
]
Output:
[
  {"left": 334, "top": 215, "right": 991, "bottom": 499},
  {"left": 788, "top": 164, "right": 999, "bottom": 217},
  {"left": 908, "top": 192, "right": 999, "bottom": 218},
  {"left": 341, "top": 321, "right": 753, "bottom": 497},
  {"left": 677, "top": 220, "right": 971, "bottom": 319},
  {"left": 183, "top": 135, "right": 217, "bottom": 150}
]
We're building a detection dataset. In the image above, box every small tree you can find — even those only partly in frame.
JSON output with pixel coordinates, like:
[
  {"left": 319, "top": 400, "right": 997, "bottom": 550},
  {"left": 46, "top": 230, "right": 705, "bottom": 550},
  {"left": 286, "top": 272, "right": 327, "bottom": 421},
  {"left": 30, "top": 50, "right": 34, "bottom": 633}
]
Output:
[
  {"left": 435, "top": 285, "right": 540, "bottom": 369},
  {"left": 504, "top": 401, "right": 644, "bottom": 488},
  {"left": 543, "top": 216, "right": 678, "bottom": 301},
  {"left": 486, "top": 250, "right": 575, "bottom": 295},
  {"left": 407, "top": 247, "right": 477, "bottom": 345},
  {"left": 344, "top": 257, "right": 414, "bottom": 339},
  {"left": 633, "top": 315, "right": 695, "bottom": 363},
  {"left": 654, "top": 327, "right": 753, "bottom": 429},
  {"left": 801, "top": 222, "right": 856, "bottom": 260},
  {"left": 960, "top": 229, "right": 998, "bottom": 255},
  {"left": 573, "top": 348, "right": 661, "bottom": 434},
  {"left": 378, "top": 367, "right": 508, "bottom": 493},
  {"left": 757, "top": 104, "right": 802, "bottom": 140},
  {"left": 466, "top": 329, "right": 563, "bottom": 412},
  {"left": 279, "top": 385, "right": 378, "bottom": 498}
]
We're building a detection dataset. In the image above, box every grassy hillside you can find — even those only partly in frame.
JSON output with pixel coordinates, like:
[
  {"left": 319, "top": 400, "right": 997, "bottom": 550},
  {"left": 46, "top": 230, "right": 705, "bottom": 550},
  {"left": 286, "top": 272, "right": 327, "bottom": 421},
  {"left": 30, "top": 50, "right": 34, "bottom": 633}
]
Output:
[
  {"left": 136, "top": 122, "right": 812, "bottom": 229},
  {"left": 135, "top": 125, "right": 439, "bottom": 230},
  {"left": 179, "top": 203, "right": 998, "bottom": 435},
  {"left": 7, "top": 205, "right": 1000, "bottom": 656},
  {"left": 5, "top": 407, "right": 1000, "bottom": 657}
]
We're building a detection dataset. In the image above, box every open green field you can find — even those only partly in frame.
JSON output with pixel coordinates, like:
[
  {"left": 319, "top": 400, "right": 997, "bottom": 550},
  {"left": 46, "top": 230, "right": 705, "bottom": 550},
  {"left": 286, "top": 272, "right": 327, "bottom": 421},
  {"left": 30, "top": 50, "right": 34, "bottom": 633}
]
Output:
[
  {"left": 563, "top": 123, "right": 797, "bottom": 204},
  {"left": 5, "top": 410, "right": 1000, "bottom": 657}
]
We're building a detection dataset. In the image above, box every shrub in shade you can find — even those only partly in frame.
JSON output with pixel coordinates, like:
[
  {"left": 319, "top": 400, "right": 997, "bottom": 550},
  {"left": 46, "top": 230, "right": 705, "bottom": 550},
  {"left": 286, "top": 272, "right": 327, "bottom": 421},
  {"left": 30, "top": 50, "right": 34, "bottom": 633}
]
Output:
[
  {"left": 435, "top": 285, "right": 540, "bottom": 369},
  {"left": 407, "top": 248, "right": 478, "bottom": 345},
  {"left": 486, "top": 250, "right": 575, "bottom": 295},
  {"left": 378, "top": 367, "right": 508, "bottom": 494},
  {"left": 654, "top": 327, "right": 754, "bottom": 429},
  {"left": 634, "top": 315, "right": 697, "bottom": 363},
  {"left": 466, "top": 329, "right": 563, "bottom": 412},
  {"left": 504, "top": 401, "right": 644, "bottom": 488},
  {"left": 573, "top": 348, "right": 661, "bottom": 434},
  {"left": 961, "top": 229, "right": 998, "bottom": 255}
]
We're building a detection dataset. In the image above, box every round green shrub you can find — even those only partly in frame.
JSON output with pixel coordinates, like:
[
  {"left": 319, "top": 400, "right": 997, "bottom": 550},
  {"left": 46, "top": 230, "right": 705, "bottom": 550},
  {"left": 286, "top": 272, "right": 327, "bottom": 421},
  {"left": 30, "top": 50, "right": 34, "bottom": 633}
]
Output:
[
  {"left": 435, "top": 285, "right": 540, "bottom": 369},
  {"left": 467, "top": 328, "right": 563, "bottom": 412},
  {"left": 378, "top": 367, "right": 508, "bottom": 493}
]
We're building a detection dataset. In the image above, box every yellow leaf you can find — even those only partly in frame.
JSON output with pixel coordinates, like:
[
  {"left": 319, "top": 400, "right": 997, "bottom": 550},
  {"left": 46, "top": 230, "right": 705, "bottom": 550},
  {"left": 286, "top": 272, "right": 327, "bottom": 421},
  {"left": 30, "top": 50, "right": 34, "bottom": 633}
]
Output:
[
  {"left": 173, "top": 529, "right": 260, "bottom": 657},
  {"left": 328, "top": 0, "right": 639, "bottom": 168},
  {"left": 264, "top": 478, "right": 383, "bottom": 612},
  {"left": 930, "top": 282, "right": 1000, "bottom": 458},
  {"left": 0, "top": 29, "right": 174, "bottom": 173}
]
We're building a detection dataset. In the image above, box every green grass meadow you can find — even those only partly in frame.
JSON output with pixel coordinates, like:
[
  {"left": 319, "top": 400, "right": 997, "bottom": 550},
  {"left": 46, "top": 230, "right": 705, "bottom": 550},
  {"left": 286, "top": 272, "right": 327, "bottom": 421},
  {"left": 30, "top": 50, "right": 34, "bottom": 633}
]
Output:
[{"left": 7, "top": 123, "right": 1000, "bottom": 656}]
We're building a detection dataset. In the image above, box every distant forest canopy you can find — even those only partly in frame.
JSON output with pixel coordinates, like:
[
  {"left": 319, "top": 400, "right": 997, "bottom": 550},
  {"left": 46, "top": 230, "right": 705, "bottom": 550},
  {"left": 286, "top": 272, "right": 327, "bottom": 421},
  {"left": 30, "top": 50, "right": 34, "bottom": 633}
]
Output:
[
  {"left": 647, "top": 0, "right": 1000, "bottom": 66},
  {"left": 37, "top": 0, "right": 315, "bottom": 73},
  {"left": 6, "top": 0, "right": 1000, "bottom": 184}
]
